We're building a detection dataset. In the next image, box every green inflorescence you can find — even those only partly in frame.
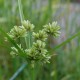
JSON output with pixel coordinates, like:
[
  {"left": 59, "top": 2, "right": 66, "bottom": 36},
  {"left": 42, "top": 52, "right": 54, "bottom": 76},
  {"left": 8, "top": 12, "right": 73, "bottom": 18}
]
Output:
[{"left": 7, "top": 20, "right": 61, "bottom": 67}]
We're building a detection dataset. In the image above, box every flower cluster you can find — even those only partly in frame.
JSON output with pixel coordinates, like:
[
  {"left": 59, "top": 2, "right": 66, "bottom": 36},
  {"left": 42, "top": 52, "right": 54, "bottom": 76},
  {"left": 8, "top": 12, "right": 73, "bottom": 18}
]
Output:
[
  {"left": 22, "top": 20, "right": 35, "bottom": 31},
  {"left": 8, "top": 26, "right": 27, "bottom": 39},
  {"left": 7, "top": 20, "right": 61, "bottom": 67},
  {"left": 8, "top": 20, "right": 34, "bottom": 40},
  {"left": 33, "top": 30, "right": 48, "bottom": 41},
  {"left": 25, "top": 40, "right": 50, "bottom": 67},
  {"left": 43, "top": 22, "right": 61, "bottom": 37},
  {"left": 10, "top": 44, "right": 24, "bottom": 57}
]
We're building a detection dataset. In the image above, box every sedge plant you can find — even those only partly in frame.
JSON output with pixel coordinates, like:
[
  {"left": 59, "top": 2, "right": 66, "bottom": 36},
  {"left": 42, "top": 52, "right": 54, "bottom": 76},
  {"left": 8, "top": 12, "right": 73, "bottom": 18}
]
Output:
[
  {"left": 4, "top": 0, "right": 61, "bottom": 79},
  {"left": 6, "top": 20, "right": 61, "bottom": 68}
]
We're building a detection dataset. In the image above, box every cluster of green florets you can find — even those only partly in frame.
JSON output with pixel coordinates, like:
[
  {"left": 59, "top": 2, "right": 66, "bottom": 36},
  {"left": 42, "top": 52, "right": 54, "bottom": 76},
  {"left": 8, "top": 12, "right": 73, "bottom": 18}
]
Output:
[
  {"left": 7, "top": 20, "right": 60, "bottom": 67},
  {"left": 8, "top": 25, "right": 27, "bottom": 39}
]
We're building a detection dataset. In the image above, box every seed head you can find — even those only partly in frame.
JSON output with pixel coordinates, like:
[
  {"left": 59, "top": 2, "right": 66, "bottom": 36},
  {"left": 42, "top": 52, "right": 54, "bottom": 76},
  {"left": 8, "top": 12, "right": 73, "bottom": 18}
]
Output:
[
  {"left": 22, "top": 20, "right": 35, "bottom": 31},
  {"left": 33, "top": 30, "right": 48, "bottom": 41},
  {"left": 8, "top": 26, "right": 27, "bottom": 39},
  {"left": 43, "top": 22, "right": 61, "bottom": 37}
]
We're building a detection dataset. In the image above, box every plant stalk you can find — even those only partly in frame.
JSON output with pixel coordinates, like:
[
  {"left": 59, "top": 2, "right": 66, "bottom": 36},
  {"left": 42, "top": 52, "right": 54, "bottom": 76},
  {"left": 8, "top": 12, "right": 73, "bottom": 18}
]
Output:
[{"left": 18, "top": 0, "right": 27, "bottom": 48}]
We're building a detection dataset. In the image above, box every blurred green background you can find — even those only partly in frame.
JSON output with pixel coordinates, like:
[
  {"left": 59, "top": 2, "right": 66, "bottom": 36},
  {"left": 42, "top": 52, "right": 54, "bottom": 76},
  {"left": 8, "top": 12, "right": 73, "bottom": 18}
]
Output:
[{"left": 0, "top": 0, "right": 80, "bottom": 80}]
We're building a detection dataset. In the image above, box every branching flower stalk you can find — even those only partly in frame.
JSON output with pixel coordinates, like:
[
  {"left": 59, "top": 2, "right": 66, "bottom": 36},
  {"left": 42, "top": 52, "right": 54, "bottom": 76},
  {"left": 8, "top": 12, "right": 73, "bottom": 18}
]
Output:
[{"left": 7, "top": 20, "right": 61, "bottom": 68}]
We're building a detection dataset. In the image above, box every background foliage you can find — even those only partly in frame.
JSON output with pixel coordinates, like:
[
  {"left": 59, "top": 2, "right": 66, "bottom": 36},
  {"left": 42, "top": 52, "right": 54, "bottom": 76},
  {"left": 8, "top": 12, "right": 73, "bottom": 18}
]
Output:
[{"left": 0, "top": 0, "right": 80, "bottom": 80}]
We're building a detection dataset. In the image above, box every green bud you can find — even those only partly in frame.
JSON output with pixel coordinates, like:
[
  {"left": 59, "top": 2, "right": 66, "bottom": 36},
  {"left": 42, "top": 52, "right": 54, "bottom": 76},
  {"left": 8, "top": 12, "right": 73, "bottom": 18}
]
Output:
[
  {"left": 41, "top": 55, "right": 51, "bottom": 64},
  {"left": 33, "top": 30, "right": 48, "bottom": 41},
  {"left": 8, "top": 26, "right": 27, "bottom": 39},
  {"left": 25, "top": 48, "right": 37, "bottom": 57},
  {"left": 33, "top": 40, "right": 46, "bottom": 49},
  {"left": 43, "top": 22, "right": 61, "bottom": 37},
  {"left": 10, "top": 44, "right": 23, "bottom": 57},
  {"left": 22, "top": 20, "right": 35, "bottom": 31}
]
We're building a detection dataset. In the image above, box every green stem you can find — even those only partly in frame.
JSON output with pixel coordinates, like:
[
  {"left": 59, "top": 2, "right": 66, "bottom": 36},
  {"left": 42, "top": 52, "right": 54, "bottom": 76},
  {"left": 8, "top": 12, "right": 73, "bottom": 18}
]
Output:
[
  {"left": 18, "top": 0, "right": 24, "bottom": 23},
  {"left": 31, "top": 68, "right": 35, "bottom": 80},
  {"left": 27, "top": 32, "right": 31, "bottom": 49},
  {"left": 18, "top": 0, "right": 27, "bottom": 48},
  {"left": 25, "top": 36, "right": 27, "bottom": 48},
  {"left": 9, "top": 63, "right": 27, "bottom": 80},
  {"left": 29, "top": 33, "right": 31, "bottom": 48}
]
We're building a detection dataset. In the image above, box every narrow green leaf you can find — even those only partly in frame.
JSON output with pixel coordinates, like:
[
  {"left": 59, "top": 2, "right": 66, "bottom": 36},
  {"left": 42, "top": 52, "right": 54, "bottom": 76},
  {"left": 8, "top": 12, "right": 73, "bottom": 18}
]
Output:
[{"left": 53, "top": 31, "right": 80, "bottom": 51}]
